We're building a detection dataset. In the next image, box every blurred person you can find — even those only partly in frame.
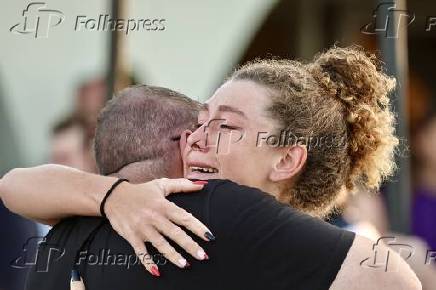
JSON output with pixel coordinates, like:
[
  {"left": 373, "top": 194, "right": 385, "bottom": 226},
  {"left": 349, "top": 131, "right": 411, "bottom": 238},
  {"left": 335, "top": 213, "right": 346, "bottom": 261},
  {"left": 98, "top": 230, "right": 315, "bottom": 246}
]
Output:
[
  {"left": 73, "top": 75, "right": 138, "bottom": 141},
  {"left": 1, "top": 46, "right": 422, "bottom": 289},
  {"left": 412, "top": 114, "right": 436, "bottom": 251},
  {"left": 74, "top": 78, "right": 106, "bottom": 135},
  {"left": 331, "top": 187, "right": 436, "bottom": 290},
  {"left": 0, "top": 75, "right": 39, "bottom": 290},
  {"left": 50, "top": 116, "right": 96, "bottom": 173},
  {"left": 0, "top": 202, "right": 38, "bottom": 290},
  {"left": 328, "top": 187, "right": 389, "bottom": 241}
]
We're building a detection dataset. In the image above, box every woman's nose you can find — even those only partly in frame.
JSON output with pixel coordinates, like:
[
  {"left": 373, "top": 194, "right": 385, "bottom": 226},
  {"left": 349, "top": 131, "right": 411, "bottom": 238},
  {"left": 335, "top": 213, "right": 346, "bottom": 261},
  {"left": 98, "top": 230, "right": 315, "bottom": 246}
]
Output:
[{"left": 187, "top": 126, "right": 208, "bottom": 152}]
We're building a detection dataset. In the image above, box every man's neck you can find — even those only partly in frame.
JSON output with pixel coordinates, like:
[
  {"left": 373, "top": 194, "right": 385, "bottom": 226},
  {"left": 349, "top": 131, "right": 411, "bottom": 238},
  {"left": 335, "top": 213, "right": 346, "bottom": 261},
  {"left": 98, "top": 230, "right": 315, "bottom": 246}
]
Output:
[{"left": 108, "top": 172, "right": 156, "bottom": 184}]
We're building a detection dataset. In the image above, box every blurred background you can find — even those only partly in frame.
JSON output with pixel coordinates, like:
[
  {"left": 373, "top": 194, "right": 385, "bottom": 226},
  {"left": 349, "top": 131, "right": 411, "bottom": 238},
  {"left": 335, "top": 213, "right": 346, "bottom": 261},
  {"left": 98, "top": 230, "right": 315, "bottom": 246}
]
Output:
[{"left": 1, "top": 0, "right": 436, "bottom": 289}]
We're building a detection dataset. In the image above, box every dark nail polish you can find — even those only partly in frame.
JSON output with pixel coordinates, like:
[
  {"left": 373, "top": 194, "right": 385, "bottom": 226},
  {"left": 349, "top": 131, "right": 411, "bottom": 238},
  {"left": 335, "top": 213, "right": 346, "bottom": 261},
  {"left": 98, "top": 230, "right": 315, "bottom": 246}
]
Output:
[
  {"left": 71, "top": 270, "right": 81, "bottom": 281},
  {"left": 151, "top": 265, "right": 160, "bottom": 277},
  {"left": 204, "top": 231, "right": 215, "bottom": 241}
]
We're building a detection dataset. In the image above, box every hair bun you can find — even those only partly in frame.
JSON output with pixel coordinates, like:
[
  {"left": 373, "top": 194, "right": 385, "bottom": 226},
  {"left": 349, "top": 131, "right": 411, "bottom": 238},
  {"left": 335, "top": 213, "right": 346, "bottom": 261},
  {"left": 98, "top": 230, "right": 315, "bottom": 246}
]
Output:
[
  {"left": 307, "top": 45, "right": 399, "bottom": 190},
  {"left": 311, "top": 46, "right": 396, "bottom": 114}
]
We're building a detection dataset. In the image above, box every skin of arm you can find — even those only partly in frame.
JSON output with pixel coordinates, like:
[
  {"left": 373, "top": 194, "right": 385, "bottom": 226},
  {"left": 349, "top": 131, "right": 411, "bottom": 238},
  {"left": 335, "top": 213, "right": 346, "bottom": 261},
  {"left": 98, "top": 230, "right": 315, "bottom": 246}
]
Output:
[
  {"left": 0, "top": 164, "right": 118, "bottom": 225},
  {"left": 330, "top": 235, "right": 422, "bottom": 290},
  {"left": 0, "top": 165, "right": 212, "bottom": 275}
]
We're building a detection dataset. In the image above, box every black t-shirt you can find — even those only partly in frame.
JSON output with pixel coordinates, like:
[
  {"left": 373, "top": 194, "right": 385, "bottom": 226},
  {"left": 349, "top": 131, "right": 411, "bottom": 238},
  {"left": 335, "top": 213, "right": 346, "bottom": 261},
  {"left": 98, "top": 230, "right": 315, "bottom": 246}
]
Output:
[{"left": 25, "top": 179, "right": 355, "bottom": 290}]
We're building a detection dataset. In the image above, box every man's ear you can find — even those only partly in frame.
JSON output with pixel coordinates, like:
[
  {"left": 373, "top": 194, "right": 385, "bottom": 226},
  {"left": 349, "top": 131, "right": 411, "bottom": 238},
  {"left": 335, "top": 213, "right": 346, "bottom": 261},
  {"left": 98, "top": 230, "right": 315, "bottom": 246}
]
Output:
[{"left": 269, "top": 145, "right": 307, "bottom": 182}]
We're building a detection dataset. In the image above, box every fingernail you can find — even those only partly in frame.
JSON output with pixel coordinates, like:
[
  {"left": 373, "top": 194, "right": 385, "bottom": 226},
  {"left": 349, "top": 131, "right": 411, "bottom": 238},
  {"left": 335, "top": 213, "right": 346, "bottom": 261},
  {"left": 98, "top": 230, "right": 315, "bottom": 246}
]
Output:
[
  {"left": 197, "top": 249, "right": 208, "bottom": 260},
  {"left": 150, "top": 265, "right": 160, "bottom": 277},
  {"left": 204, "top": 231, "right": 215, "bottom": 241},
  {"left": 178, "top": 258, "right": 187, "bottom": 268},
  {"left": 193, "top": 180, "right": 208, "bottom": 185},
  {"left": 185, "top": 261, "right": 191, "bottom": 268},
  {"left": 71, "top": 269, "right": 81, "bottom": 281}
]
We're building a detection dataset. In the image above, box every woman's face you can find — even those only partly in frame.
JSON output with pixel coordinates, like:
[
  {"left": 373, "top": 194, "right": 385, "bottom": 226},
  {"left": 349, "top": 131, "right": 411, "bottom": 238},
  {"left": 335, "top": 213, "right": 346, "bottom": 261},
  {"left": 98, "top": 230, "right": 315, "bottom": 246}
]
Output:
[{"left": 183, "top": 80, "right": 286, "bottom": 194}]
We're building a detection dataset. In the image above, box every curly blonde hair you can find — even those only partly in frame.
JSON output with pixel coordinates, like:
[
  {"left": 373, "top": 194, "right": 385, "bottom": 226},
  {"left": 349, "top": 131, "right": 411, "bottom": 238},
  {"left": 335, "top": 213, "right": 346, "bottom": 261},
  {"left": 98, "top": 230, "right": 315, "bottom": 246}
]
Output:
[{"left": 231, "top": 45, "right": 399, "bottom": 217}]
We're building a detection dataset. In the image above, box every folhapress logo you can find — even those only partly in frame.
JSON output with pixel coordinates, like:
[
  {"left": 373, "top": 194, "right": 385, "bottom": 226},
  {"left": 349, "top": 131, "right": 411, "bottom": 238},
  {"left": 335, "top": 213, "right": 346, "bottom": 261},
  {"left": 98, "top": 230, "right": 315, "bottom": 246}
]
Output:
[
  {"left": 360, "top": 237, "right": 414, "bottom": 272},
  {"left": 361, "top": 2, "right": 415, "bottom": 38},
  {"left": 10, "top": 2, "right": 65, "bottom": 38}
]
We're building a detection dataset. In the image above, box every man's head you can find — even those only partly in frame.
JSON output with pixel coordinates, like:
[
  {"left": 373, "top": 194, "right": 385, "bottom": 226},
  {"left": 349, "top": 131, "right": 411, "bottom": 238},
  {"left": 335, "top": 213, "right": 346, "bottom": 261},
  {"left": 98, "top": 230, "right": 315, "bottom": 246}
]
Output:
[{"left": 94, "top": 85, "right": 201, "bottom": 182}]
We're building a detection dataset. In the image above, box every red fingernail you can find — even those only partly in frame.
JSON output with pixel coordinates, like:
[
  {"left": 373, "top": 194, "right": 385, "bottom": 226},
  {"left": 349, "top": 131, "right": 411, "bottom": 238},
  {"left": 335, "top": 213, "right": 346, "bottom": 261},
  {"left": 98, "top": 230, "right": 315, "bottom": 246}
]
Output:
[
  {"left": 150, "top": 265, "right": 160, "bottom": 277},
  {"left": 193, "top": 180, "right": 208, "bottom": 185},
  {"left": 204, "top": 253, "right": 209, "bottom": 260}
]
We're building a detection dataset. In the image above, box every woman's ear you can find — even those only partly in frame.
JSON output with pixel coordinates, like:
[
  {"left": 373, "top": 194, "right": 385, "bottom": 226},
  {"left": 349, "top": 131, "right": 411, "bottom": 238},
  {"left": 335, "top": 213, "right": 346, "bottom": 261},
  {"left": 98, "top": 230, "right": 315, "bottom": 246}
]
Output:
[{"left": 269, "top": 145, "right": 307, "bottom": 182}]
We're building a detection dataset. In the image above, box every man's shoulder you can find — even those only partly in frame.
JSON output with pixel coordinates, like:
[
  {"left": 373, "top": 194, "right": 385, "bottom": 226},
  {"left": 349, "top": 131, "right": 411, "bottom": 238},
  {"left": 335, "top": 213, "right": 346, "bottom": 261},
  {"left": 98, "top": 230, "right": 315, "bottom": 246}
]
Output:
[
  {"left": 51, "top": 216, "right": 105, "bottom": 234},
  {"left": 46, "top": 216, "right": 106, "bottom": 248}
]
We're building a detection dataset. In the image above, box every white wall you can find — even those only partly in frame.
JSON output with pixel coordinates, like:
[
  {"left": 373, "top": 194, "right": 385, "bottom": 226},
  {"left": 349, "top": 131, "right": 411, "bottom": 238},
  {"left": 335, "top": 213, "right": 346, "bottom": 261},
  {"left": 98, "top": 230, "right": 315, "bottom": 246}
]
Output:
[
  {"left": 0, "top": 0, "right": 277, "bottom": 166},
  {"left": 0, "top": 1, "right": 108, "bottom": 165},
  {"left": 127, "top": 0, "right": 276, "bottom": 101}
]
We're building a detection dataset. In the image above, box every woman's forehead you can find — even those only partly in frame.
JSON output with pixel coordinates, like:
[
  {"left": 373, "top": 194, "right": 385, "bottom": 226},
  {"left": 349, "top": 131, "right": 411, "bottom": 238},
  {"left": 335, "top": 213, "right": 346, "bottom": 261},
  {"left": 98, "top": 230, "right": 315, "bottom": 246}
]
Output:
[{"left": 205, "top": 80, "right": 271, "bottom": 115}]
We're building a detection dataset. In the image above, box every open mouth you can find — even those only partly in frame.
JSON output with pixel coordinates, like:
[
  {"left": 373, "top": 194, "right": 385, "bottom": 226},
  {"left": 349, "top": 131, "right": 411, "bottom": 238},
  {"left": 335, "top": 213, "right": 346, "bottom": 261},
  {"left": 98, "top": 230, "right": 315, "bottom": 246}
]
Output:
[
  {"left": 189, "top": 166, "right": 219, "bottom": 174},
  {"left": 185, "top": 162, "right": 220, "bottom": 180}
]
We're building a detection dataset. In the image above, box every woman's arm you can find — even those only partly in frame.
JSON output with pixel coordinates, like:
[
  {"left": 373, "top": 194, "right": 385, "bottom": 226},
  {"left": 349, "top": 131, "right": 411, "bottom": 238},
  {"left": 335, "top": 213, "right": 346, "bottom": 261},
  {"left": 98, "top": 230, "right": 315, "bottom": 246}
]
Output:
[
  {"left": 0, "top": 164, "right": 214, "bottom": 275},
  {"left": 330, "top": 235, "right": 422, "bottom": 290},
  {"left": 0, "top": 164, "right": 116, "bottom": 223}
]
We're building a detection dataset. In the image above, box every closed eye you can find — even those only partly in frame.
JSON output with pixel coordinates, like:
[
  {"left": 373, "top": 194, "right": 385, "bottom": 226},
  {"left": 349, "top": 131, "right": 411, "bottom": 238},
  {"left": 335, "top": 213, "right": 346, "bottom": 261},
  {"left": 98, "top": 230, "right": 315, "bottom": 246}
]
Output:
[{"left": 220, "top": 124, "right": 238, "bottom": 130}]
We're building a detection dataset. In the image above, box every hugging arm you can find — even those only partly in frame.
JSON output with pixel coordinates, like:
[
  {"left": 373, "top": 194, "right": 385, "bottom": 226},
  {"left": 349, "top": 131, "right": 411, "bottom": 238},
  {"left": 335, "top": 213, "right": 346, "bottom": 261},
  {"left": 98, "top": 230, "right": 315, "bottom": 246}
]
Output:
[
  {"left": 0, "top": 164, "right": 214, "bottom": 275},
  {"left": 0, "top": 164, "right": 116, "bottom": 224}
]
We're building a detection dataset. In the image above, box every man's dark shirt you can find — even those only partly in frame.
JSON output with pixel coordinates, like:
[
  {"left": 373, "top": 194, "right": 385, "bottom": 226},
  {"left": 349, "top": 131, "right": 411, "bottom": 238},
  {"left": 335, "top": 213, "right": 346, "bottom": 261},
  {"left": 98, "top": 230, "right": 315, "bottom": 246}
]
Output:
[{"left": 25, "top": 179, "right": 355, "bottom": 290}]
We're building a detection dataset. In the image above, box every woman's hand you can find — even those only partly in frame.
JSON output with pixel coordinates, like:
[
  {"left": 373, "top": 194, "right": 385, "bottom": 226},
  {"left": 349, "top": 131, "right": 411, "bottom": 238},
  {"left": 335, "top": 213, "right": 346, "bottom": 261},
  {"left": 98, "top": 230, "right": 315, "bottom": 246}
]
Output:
[{"left": 104, "top": 178, "right": 213, "bottom": 276}]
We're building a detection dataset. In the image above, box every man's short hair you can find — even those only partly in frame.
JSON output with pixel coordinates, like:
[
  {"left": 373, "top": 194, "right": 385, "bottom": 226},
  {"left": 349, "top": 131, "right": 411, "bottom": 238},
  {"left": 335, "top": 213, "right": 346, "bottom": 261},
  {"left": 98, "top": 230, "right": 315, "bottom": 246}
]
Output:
[{"left": 94, "top": 85, "right": 201, "bottom": 176}]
